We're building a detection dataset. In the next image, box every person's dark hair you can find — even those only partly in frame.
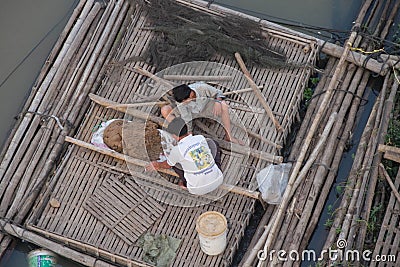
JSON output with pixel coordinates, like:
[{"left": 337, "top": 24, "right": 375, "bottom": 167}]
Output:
[
  {"left": 172, "top": 84, "right": 192, "bottom": 102},
  {"left": 166, "top": 117, "right": 188, "bottom": 137}
]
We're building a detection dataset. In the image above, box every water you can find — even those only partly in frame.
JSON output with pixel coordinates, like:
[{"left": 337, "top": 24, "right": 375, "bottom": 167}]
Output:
[
  {"left": 215, "top": 0, "right": 361, "bottom": 31},
  {"left": 302, "top": 86, "right": 379, "bottom": 266},
  {"left": 0, "top": 0, "right": 362, "bottom": 266}
]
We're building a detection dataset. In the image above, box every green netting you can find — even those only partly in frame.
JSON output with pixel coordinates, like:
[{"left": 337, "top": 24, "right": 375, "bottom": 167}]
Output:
[
  {"left": 134, "top": 0, "right": 289, "bottom": 69},
  {"left": 137, "top": 233, "right": 181, "bottom": 267}
]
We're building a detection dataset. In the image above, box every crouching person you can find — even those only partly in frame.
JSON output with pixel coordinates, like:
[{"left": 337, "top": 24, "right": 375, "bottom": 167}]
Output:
[{"left": 145, "top": 117, "right": 223, "bottom": 195}]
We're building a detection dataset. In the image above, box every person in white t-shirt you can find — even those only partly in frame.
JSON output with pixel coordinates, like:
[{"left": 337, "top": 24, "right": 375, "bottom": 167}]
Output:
[{"left": 145, "top": 117, "right": 223, "bottom": 195}]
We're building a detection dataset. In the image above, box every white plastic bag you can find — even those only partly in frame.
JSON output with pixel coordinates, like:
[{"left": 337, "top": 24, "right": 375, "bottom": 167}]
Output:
[
  {"left": 256, "top": 163, "right": 292, "bottom": 204},
  {"left": 158, "top": 129, "right": 177, "bottom": 157}
]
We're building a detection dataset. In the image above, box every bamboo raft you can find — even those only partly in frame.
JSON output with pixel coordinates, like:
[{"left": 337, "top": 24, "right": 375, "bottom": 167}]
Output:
[
  {"left": 1, "top": 0, "right": 399, "bottom": 266},
  {"left": 0, "top": 0, "right": 317, "bottom": 266}
]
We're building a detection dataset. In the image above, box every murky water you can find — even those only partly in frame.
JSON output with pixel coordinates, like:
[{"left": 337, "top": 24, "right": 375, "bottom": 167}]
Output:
[{"left": 0, "top": 0, "right": 362, "bottom": 266}]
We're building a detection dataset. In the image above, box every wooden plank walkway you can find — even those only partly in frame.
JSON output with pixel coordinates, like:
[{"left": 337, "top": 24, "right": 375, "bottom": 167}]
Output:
[{"left": 23, "top": 0, "right": 318, "bottom": 266}]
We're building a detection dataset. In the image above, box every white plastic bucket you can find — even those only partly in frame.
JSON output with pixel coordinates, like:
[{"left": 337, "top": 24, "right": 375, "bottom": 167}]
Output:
[
  {"left": 196, "top": 211, "right": 227, "bottom": 255},
  {"left": 28, "top": 249, "right": 57, "bottom": 267}
]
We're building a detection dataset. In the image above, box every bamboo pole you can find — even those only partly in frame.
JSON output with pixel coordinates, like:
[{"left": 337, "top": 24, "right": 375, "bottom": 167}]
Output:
[
  {"left": 57, "top": 1, "right": 111, "bottom": 117},
  {"left": 64, "top": 0, "right": 126, "bottom": 117},
  {"left": 229, "top": 105, "right": 264, "bottom": 114},
  {"left": 242, "top": 222, "right": 273, "bottom": 267},
  {"left": 289, "top": 58, "right": 336, "bottom": 157},
  {"left": 322, "top": 84, "right": 380, "bottom": 251},
  {"left": 107, "top": 101, "right": 168, "bottom": 108},
  {"left": 0, "top": 2, "right": 104, "bottom": 218},
  {"left": 99, "top": 162, "right": 218, "bottom": 202},
  {"left": 0, "top": 0, "right": 95, "bottom": 192},
  {"left": 382, "top": 150, "right": 400, "bottom": 163},
  {"left": 320, "top": 0, "right": 397, "bottom": 251},
  {"left": 379, "top": 163, "right": 400, "bottom": 204},
  {"left": 234, "top": 52, "right": 283, "bottom": 132},
  {"left": 260, "top": 12, "right": 364, "bottom": 260},
  {"left": 70, "top": 1, "right": 131, "bottom": 132},
  {"left": 126, "top": 65, "right": 263, "bottom": 97},
  {"left": 163, "top": 75, "right": 232, "bottom": 81},
  {"left": 378, "top": 144, "right": 400, "bottom": 154},
  {"left": 339, "top": 101, "right": 381, "bottom": 253},
  {"left": 2, "top": 0, "right": 120, "bottom": 221},
  {"left": 238, "top": 205, "right": 274, "bottom": 266},
  {"left": 125, "top": 66, "right": 175, "bottom": 88},
  {"left": 90, "top": 93, "right": 283, "bottom": 149},
  {"left": 0, "top": 220, "right": 151, "bottom": 267},
  {"left": 380, "top": 1, "right": 400, "bottom": 40},
  {"left": 223, "top": 87, "right": 256, "bottom": 96},
  {"left": 194, "top": 120, "right": 282, "bottom": 163},
  {"left": 107, "top": 86, "right": 263, "bottom": 108},
  {"left": 181, "top": 0, "right": 395, "bottom": 75},
  {"left": 356, "top": 76, "right": 399, "bottom": 251},
  {"left": 89, "top": 93, "right": 165, "bottom": 125},
  {"left": 345, "top": 83, "right": 387, "bottom": 253},
  {"left": 64, "top": 136, "right": 260, "bottom": 199},
  {"left": 298, "top": 86, "right": 365, "bottom": 254},
  {"left": 291, "top": 112, "right": 337, "bottom": 194},
  {"left": 1, "top": 1, "right": 127, "bottom": 254},
  {"left": 0, "top": 0, "right": 86, "bottom": 163}
]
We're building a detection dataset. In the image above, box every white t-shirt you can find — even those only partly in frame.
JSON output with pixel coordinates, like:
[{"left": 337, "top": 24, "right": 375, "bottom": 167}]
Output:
[{"left": 166, "top": 134, "right": 223, "bottom": 195}]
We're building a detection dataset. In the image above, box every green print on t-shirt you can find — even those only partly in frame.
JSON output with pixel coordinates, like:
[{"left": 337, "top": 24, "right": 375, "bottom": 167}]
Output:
[{"left": 189, "top": 146, "right": 212, "bottom": 170}]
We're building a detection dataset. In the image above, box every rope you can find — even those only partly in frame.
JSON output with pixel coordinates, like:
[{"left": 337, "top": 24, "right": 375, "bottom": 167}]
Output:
[
  {"left": 24, "top": 111, "right": 68, "bottom": 130},
  {"left": 308, "top": 89, "right": 369, "bottom": 106},
  {"left": 312, "top": 162, "right": 335, "bottom": 171}
]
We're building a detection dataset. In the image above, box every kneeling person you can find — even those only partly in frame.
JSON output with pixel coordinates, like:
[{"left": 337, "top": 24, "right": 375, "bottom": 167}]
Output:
[{"left": 146, "top": 117, "right": 223, "bottom": 195}]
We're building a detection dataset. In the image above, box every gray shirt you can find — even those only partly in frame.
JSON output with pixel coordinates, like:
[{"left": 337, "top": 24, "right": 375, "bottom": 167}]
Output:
[{"left": 176, "top": 82, "right": 224, "bottom": 124}]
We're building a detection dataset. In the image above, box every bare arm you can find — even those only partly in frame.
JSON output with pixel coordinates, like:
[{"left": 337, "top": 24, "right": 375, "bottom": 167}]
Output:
[{"left": 145, "top": 160, "right": 172, "bottom": 172}]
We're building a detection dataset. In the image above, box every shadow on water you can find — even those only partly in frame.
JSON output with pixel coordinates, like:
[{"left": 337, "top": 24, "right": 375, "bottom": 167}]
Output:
[{"left": 302, "top": 80, "right": 380, "bottom": 266}]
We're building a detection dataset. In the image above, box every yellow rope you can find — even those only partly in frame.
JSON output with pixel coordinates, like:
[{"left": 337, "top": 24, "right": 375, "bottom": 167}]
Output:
[{"left": 347, "top": 42, "right": 385, "bottom": 54}]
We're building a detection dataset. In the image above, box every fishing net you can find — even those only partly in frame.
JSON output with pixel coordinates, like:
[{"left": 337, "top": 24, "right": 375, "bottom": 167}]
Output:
[{"left": 133, "top": 0, "right": 288, "bottom": 69}]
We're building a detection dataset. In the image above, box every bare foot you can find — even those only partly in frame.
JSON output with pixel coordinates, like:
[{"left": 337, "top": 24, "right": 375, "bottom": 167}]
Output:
[{"left": 178, "top": 180, "right": 187, "bottom": 190}]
